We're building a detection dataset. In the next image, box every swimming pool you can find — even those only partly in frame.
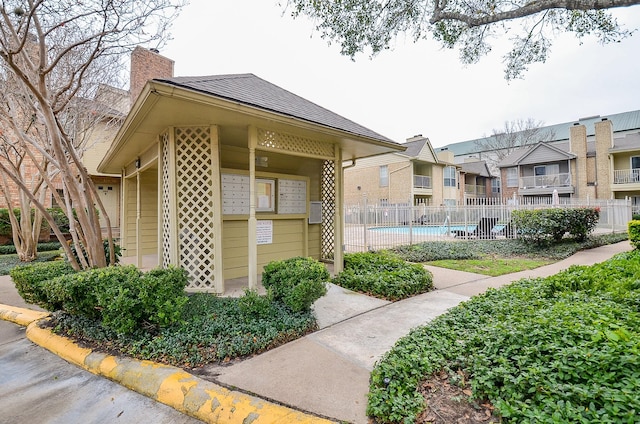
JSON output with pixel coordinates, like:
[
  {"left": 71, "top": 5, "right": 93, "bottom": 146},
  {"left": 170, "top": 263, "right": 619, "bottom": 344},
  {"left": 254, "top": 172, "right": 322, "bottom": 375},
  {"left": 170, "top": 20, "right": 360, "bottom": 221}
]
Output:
[{"left": 369, "top": 224, "right": 506, "bottom": 235}]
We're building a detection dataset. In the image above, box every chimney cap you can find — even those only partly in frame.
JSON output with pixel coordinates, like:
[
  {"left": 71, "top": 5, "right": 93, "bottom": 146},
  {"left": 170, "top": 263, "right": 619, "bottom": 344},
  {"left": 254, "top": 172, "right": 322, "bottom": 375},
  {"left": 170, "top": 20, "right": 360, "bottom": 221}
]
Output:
[{"left": 149, "top": 48, "right": 159, "bottom": 53}]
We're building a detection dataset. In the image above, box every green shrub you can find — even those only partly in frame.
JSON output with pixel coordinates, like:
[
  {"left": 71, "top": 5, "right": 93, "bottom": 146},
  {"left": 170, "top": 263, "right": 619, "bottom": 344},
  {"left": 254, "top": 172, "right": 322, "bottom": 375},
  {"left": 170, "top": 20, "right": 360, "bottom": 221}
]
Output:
[
  {"left": 66, "top": 238, "right": 122, "bottom": 266},
  {"left": 46, "top": 207, "right": 71, "bottom": 233},
  {"left": 512, "top": 207, "right": 600, "bottom": 244},
  {"left": 0, "top": 241, "right": 62, "bottom": 255},
  {"left": 334, "top": 251, "right": 433, "bottom": 301},
  {"left": 10, "top": 261, "right": 76, "bottom": 306},
  {"left": 0, "top": 208, "right": 53, "bottom": 236},
  {"left": 39, "top": 265, "right": 188, "bottom": 335},
  {"left": 629, "top": 220, "right": 640, "bottom": 250},
  {"left": 261, "top": 257, "right": 329, "bottom": 312},
  {"left": 238, "top": 289, "right": 275, "bottom": 318}
]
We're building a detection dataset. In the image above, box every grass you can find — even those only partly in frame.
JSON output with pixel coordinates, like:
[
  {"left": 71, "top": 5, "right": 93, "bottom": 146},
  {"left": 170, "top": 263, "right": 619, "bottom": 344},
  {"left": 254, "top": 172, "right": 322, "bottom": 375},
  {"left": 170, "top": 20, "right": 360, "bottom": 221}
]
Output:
[
  {"left": 391, "top": 233, "right": 629, "bottom": 274},
  {"left": 426, "top": 257, "right": 554, "bottom": 276}
]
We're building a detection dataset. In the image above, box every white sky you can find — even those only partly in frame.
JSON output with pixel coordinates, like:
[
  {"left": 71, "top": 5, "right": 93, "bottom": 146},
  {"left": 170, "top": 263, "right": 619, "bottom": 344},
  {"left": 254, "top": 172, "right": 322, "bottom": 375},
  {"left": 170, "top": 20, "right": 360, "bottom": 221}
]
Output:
[{"left": 162, "top": 0, "right": 640, "bottom": 148}]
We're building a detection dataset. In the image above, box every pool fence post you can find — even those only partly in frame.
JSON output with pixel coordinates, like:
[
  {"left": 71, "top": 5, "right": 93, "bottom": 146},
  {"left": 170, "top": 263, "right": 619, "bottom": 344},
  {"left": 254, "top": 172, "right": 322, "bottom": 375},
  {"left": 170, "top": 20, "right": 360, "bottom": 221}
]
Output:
[
  {"left": 408, "top": 201, "right": 413, "bottom": 246},
  {"left": 363, "top": 196, "right": 368, "bottom": 252}
]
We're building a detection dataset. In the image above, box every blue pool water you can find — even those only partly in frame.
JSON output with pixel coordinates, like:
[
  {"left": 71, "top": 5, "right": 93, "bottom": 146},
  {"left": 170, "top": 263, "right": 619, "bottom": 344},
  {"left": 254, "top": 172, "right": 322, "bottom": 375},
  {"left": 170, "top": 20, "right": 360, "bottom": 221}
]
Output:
[{"left": 370, "top": 224, "right": 506, "bottom": 235}]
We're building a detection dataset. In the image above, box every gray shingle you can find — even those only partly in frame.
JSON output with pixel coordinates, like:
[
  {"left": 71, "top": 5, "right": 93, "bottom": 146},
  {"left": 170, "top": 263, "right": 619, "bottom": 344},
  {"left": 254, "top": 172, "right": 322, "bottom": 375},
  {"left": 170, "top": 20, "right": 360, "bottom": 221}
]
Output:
[{"left": 157, "top": 74, "right": 394, "bottom": 143}]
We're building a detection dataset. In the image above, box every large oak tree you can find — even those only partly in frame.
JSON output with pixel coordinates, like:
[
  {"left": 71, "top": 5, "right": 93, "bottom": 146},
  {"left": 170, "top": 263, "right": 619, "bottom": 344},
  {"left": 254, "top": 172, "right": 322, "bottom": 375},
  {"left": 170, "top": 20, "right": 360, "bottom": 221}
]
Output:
[{"left": 285, "top": 0, "right": 638, "bottom": 79}]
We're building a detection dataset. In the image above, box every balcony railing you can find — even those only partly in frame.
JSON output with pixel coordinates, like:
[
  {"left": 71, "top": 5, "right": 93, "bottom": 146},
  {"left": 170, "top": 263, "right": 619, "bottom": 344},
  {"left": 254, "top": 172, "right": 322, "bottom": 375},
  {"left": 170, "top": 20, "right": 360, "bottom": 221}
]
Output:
[
  {"left": 464, "top": 184, "right": 487, "bottom": 195},
  {"left": 414, "top": 174, "right": 432, "bottom": 189},
  {"left": 520, "top": 173, "right": 571, "bottom": 189},
  {"left": 613, "top": 168, "right": 640, "bottom": 184}
]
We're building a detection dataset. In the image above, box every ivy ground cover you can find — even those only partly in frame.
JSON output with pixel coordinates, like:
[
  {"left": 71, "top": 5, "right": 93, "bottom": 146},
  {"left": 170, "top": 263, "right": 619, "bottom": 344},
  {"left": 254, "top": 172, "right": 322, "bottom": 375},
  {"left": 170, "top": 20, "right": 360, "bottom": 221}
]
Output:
[{"left": 368, "top": 249, "right": 640, "bottom": 423}]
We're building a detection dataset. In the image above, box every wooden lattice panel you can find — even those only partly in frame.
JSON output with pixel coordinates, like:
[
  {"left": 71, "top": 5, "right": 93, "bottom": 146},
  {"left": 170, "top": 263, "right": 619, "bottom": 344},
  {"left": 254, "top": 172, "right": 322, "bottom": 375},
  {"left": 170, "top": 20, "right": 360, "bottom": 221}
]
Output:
[
  {"left": 321, "top": 160, "right": 336, "bottom": 260},
  {"left": 174, "top": 127, "right": 216, "bottom": 289},
  {"left": 257, "top": 128, "right": 334, "bottom": 159},
  {"left": 160, "top": 131, "right": 172, "bottom": 268}
]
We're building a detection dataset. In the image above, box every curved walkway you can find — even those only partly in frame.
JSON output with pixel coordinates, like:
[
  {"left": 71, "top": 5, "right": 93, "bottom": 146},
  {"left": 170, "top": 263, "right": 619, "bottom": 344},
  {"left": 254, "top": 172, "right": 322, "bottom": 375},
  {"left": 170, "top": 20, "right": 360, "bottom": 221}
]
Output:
[{"left": 0, "top": 241, "right": 632, "bottom": 423}]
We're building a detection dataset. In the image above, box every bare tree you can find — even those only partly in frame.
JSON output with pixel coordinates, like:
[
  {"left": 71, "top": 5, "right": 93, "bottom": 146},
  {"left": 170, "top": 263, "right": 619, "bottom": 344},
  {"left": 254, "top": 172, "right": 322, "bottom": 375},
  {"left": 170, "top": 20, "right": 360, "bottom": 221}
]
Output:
[
  {"left": 0, "top": 0, "right": 185, "bottom": 270},
  {"left": 475, "top": 118, "right": 556, "bottom": 170},
  {"left": 286, "top": 0, "right": 638, "bottom": 79}
]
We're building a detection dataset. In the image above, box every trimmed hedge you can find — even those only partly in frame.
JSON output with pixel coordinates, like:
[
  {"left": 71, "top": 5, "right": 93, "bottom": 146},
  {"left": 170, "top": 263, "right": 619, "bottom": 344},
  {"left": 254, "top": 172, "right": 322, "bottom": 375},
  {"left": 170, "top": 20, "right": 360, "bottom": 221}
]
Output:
[
  {"left": 333, "top": 251, "right": 434, "bottom": 301},
  {"left": 10, "top": 261, "right": 76, "bottom": 306},
  {"left": 512, "top": 207, "right": 600, "bottom": 244},
  {"left": 629, "top": 220, "right": 640, "bottom": 250},
  {"left": 11, "top": 262, "right": 188, "bottom": 335},
  {"left": 261, "top": 257, "right": 329, "bottom": 312}
]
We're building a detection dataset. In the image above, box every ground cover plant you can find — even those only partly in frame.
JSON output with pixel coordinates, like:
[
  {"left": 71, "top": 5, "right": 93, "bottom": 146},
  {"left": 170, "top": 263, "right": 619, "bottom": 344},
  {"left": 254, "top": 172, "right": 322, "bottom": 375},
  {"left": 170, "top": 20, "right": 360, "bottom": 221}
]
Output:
[
  {"left": 14, "top": 256, "right": 327, "bottom": 368},
  {"left": 368, "top": 249, "right": 640, "bottom": 423},
  {"left": 333, "top": 251, "right": 433, "bottom": 300},
  {"left": 390, "top": 232, "right": 628, "bottom": 263}
]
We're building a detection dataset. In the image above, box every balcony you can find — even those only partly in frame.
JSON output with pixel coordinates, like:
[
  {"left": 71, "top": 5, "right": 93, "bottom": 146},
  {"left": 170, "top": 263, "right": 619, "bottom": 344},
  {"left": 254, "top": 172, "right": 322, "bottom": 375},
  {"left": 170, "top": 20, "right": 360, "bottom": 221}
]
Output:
[
  {"left": 614, "top": 169, "right": 640, "bottom": 184},
  {"left": 464, "top": 184, "right": 487, "bottom": 196},
  {"left": 413, "top": 174, "right": 432, "bottom": 189},
  {"left": 519, "top": 173, "right": 573, "bottom": 195},
  {"left": 612, "top": 168, "right": 640, "bottom": 192}
]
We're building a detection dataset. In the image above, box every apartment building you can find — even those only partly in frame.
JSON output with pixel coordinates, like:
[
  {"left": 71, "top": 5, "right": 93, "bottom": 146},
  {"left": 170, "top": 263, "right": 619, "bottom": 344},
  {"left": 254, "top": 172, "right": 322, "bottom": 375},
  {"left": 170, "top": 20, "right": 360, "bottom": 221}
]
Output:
[
  {"left": 343, "top": 135, "right": 491, "bottom": 206},
  {"left": 496, "top": 117, "right": 640, "bottom": 212}
]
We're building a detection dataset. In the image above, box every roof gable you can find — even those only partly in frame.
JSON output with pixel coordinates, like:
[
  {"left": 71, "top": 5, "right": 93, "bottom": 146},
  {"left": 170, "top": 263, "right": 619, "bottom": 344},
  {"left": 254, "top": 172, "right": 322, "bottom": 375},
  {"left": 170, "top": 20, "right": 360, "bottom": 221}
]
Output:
[
  {"left": 461, "top": 161, "right": 493, "bottom": 177},
  {"left": 398, "top": 137, "right": 438, "bottom": 163},
  {"left": 158, "top": 74, "right": 394, "bottom": 143},
  {"left": 517, "top": 142, "right": 575, "bottom": 165}
]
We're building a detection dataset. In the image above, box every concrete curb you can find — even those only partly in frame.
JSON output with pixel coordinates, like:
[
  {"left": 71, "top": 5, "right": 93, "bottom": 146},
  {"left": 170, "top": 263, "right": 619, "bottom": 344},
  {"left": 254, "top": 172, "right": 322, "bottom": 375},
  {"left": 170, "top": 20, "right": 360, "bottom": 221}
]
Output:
[
  {"left": 0, "top": 304, "right": 335, "bottom": 424},
  {"left": 0, "top": 304, "right": 49, "bottom": 326}
]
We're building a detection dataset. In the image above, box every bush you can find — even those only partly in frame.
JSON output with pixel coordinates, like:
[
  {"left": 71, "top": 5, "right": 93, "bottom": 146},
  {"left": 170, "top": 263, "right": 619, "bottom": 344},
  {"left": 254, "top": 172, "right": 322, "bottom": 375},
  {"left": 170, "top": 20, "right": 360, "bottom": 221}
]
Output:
[
  {"left": 10, "top": 261, "right": 76, "bottom": 306},
  {"left": 0, "top": 241, "right": 62, "bottom": 255},
  {"left": 36, "top": 265, "right": 188, "bottom": 335},
  {"left": 261, "top": 257, "right": 329, "bottom": 312},
  {"left": 0, "top": 208, "right": 52, "bottom": 237},
  {"left": 66, "top": 238, "right": 122, "bottom": 266},
  {"left": 512, "top": 207, "right": 600, "bottom": 244},
  {"left": 46, "top": 207, "right": 71, "bottom": 233},
  {"left": 334, "top": 251, "right": 433, "bottom": 301},
  {"left": 629, "top": 220, "right": 640, "bottom": 250}
]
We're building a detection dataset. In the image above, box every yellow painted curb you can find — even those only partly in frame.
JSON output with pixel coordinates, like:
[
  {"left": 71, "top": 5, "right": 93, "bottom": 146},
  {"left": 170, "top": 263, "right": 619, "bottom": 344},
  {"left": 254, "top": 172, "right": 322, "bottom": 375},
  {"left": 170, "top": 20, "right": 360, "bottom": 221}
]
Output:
[
  {"left": 25, "top": 320, "right": 336, "bottom": 424},
  {"left": 0, "top": 304, "right": 49, "bottom": 326}
]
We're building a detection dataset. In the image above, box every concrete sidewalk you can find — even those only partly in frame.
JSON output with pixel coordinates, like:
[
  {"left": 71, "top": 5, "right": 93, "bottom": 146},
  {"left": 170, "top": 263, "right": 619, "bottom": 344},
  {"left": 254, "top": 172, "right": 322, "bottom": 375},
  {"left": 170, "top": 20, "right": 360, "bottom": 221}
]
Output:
[
  {"left": 197, "top": 240, "right": 633, "bottom": 423},
  {"left": 0, "top": 240, "right": 633, "bottom": 424}
]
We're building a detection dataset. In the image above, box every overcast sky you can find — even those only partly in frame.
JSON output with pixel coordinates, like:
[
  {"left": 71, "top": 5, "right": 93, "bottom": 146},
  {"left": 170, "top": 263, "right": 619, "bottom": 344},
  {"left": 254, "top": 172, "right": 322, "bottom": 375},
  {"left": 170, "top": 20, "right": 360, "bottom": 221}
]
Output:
[{"left": 161, "top": 0, "right": 640, "bottom": 148}]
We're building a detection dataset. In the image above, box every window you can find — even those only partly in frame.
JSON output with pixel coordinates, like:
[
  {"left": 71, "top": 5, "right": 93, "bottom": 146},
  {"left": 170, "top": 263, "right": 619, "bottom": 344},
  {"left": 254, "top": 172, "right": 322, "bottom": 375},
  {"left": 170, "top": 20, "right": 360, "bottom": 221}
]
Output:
[
  {"left": 379, "top": 165, "right": 388, "bottom": 187},
  {"left": 492, "top": 178, "right": 501, "bottom": 194},
  {"left": 506, "top": 167, "right": 518, "bottom": 187},
  {"left": 535, "top": 164, "right": 559, "bottom": 176},
  {"left": 444, "top": 166, "right": 456, "bottom": 187},
  {"left": 632, "top": 156, "right": 640, "bottom": 169}
]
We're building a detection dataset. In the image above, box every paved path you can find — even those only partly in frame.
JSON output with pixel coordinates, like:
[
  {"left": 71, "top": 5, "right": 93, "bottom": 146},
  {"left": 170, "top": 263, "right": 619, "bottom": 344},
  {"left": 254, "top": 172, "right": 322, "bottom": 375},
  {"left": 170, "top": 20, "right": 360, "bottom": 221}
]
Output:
[
  {"left": 198, "top": 240, "right": 633, "bottom": 423},
  {"left": 0, "top": 240, "right": 633, "bottom": 424},
  {"left": 0, "top": 319, "right": 203, "bottom": 424}
]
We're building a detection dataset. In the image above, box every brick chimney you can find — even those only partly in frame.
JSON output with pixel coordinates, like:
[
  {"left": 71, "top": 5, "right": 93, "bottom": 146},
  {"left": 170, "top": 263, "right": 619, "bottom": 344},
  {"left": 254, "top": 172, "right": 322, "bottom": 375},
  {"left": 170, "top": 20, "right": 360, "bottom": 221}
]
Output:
[
  {"left": 129, "top": 46, "right": 174, "bottom": 104},
  {"left": 569, "top": 123, "right": 587, "bottom": 198}
]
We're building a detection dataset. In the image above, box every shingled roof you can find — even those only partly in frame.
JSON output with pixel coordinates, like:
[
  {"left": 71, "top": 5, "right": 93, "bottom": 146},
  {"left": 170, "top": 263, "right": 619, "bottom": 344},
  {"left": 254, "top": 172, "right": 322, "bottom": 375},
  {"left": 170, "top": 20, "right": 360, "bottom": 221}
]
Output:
[{"left": 156, "top": 74, "right": 395, "bottom": 143}]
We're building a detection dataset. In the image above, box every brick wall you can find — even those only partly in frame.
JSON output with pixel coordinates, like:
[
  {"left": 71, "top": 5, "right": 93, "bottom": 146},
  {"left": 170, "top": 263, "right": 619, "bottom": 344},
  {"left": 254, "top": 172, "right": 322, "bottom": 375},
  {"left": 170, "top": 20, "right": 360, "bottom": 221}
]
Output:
[
  {"left": 594, "top": 119, "right": 613, "bottom": 199},
  {"left": 569, "top": 124, "right": 587, "bottom": 198},
  {"left": 130, "top": 46, "right": 174, "bottom": 104}
]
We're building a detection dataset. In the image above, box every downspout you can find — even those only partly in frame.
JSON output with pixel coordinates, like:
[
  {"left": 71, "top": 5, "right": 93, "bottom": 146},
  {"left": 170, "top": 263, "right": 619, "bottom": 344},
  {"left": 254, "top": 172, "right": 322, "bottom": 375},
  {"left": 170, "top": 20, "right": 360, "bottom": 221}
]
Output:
[{"left": 343, "top": 159, "right": 356, "bottom": 170}]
